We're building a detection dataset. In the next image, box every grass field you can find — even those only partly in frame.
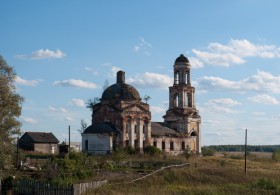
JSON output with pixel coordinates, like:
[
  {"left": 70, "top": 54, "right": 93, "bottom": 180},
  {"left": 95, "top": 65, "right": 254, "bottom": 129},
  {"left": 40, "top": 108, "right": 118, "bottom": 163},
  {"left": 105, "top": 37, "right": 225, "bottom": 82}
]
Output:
[{"left": 91, "top": 152, "right": 280, "bottom": 195}]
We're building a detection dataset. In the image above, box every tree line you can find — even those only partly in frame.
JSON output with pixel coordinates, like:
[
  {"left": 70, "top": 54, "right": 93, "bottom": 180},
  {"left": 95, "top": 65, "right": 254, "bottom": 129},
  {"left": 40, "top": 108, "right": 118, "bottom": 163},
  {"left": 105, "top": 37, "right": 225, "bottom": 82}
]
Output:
[{"left": 204, "top": 145, "right": 280, "bottom": 152}]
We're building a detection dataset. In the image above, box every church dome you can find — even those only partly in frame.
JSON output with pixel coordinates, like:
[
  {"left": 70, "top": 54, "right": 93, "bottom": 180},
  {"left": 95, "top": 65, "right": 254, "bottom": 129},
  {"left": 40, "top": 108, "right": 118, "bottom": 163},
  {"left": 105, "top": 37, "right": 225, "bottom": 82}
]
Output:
[
  {"left": 175, "top": 54, "right": 189, "bottom": 63},
  {"left": 101, "top": 71, "right": 141, "bottom": 101}
]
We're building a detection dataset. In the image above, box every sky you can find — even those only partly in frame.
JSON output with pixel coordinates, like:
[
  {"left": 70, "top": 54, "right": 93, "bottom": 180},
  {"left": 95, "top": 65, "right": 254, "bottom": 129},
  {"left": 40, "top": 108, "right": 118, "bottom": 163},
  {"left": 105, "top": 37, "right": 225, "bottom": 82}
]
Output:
[{"left": 1, "top": 0, "right": 280, "bottom": 146}]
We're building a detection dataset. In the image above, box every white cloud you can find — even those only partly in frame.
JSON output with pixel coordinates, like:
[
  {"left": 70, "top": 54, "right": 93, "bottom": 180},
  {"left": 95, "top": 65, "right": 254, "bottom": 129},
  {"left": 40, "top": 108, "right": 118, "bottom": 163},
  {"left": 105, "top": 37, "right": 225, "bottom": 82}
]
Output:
[
  {"left": 207, "top": 98, "right": 242, "bottom": 107},
  {"left": 109, "top": 66, "right": 122, "bottom": 78},
  {"left": 21, "top": 116, "right": 37, "bottom": 124},
  {"left": 205, "top": 98, "right": 241, "bottom": 114},
  {"left": 150, "top": 106, "right": 165, "bottom": 114},
  {"left": 16, "top": 49, "right": 66, "bottom": 60},
  {"left": 248, "top": 94, "right": 280, "bottom": 105},
  {"left": 252, "top": 112, "right": 266, "bottom": 116},
  {"left": 85, "top": 67, "right": 99, "bottom": 75},
  {"left": 134, "top": 46, "right": 140, "bottom": 52},
  {"left": 188, "top": 57, "right": 204, "bottom": 69},
  {"left": 193, "top": 49, "right": 244, "bottom": 67},
  {"left": 53, "top": 79, "right": 98, "bottom": 89},
  {"left": 133, "top": 37, "right": 152, "bottom": 55},
  {"left": 192, "top": 39, "right": 280, "bottom": 66},
  {"left": 65, "top": 117, "right": 74, "bottom": 122},
  {"left": 202, "top": 120, "right": 222, "bottom": 126},
  {"left": 197, "top": 70, "right": 280, "bottom": 94},
  {"left": 140, "top": 37, "right": 152, "bottom": 48},
  {"left": 127, "top": 72, "right": 172, "bottom": 88},
  {"left": 15, "top": 76, "right": 39, "bottom": 86},
  {"left": 49, "top": 106, "right": 68, "bottom": 113},
  {"left": 71, "top": 98, "right": 85, "bottom": 107}
]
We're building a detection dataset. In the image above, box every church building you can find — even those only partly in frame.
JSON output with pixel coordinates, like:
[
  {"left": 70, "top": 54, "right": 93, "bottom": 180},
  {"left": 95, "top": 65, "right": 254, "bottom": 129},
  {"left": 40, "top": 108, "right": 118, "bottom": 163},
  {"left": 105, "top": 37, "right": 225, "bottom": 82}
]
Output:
[{"left": 82, "top": 54, "right": 201, "bottom": 155}]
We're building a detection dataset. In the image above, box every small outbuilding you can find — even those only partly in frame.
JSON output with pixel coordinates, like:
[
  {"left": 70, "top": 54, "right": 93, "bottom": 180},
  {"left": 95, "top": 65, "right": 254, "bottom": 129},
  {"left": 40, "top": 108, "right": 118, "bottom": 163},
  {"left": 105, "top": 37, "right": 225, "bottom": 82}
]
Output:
[
  {"left": 19, "top": 132, "right": 59, "bottom": 154},
  {"left": 82, "top": 122, "right": 119, "bottom": 155}
]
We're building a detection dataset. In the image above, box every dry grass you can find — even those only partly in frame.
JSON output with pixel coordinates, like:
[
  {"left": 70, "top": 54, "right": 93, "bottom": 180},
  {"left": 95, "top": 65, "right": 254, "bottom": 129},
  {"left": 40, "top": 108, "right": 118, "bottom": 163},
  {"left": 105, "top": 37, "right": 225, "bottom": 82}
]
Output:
[{"left": 90, "top": 153, "right": 280, "bottom": 195}]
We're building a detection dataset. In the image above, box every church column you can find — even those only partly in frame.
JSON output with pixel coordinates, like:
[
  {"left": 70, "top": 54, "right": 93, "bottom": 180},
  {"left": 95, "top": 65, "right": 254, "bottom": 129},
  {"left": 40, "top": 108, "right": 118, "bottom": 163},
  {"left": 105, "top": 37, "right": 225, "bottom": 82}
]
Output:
[
  {"left": 147, "top": 120, "right": 151, "bottom": 144},
  {"left": 187, "top": 71, "right": 190, "bottom": 85},
  {"left": 192, "top": 89, "right": 195, "bottom": 107},
  {"left": 169, "top": 89, "right": 174, "bottom": 109},
  {"left": 138, "top": 119, "right": 144, "bottom": 150},
  {"left": 179, "top": 90, "right": 184, "bottom": 108},
  {"left": 122, "top": 121, "right": 127, "bottom": 146},
  {"left": 182, "top": 70, "right": 186, "bottom": 84},
  {"left": 129, "top": 119, "right": 135, "bottom": 147},
  {"left": 197, "top": 122, "right": 201, "bottom": 153}
]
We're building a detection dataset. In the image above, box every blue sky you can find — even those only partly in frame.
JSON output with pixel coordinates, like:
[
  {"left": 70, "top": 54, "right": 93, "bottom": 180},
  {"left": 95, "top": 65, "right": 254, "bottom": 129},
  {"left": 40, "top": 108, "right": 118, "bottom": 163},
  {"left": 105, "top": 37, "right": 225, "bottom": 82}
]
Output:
[{"left": 1, "top": 1, "right": 280, "bottom": 145}]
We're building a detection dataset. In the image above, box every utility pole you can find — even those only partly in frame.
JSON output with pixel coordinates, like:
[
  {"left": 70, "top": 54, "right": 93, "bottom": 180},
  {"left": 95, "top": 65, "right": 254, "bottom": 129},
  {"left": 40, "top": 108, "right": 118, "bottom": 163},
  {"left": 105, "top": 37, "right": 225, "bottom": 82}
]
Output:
[
  {"left": 68, "top": 125, "right": 71, "bottom": 153},
  {"left": 16, "top": 137, "right": 19, "bottom": 169},
  {"left": 245, "top": 129, "right": 247, "bottom": 176}
]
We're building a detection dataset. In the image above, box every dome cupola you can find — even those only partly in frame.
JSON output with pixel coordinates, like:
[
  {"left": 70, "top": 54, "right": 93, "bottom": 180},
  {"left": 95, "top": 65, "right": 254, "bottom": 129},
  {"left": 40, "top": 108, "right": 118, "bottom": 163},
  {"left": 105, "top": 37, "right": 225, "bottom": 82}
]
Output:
[
  {"left": 101, "top": 71, "right": 141, "bottom": 101},
  {"left": 175, "top": 54, "right": 189, "bottom": 64}
]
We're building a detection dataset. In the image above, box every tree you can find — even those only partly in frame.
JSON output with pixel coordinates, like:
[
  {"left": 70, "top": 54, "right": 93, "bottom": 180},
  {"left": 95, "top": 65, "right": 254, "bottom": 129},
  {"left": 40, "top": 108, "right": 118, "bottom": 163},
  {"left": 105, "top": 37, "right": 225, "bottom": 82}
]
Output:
[
  {"left": 0, "top": 55, "right": 23, "bottom": 170},
  {"left": 103, "top": 80, "right": 109, "bottom": 92},
  {"left": 77, "top": 119, "right": 87, "bottom": 134},
  {"left": 86, "top": 97, "right": 100, "bottom": 111},
  {"left": 143, "top": 95, "right": 151, "bottom": 103}
]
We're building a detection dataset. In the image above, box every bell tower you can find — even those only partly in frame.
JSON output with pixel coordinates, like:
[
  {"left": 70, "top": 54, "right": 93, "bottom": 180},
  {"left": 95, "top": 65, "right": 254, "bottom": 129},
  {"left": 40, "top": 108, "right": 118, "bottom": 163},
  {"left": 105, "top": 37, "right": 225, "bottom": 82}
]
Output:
[{"left": 163, "top": 54, "right": 201, "bottom": 152}]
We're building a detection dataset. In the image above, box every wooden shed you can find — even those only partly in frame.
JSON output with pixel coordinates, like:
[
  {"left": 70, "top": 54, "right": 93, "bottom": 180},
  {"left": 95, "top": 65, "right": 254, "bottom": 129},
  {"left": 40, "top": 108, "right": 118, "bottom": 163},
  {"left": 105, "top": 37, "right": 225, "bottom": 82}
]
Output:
[{"left": 19, "top": 132, "right": 59, "bottom": 154}]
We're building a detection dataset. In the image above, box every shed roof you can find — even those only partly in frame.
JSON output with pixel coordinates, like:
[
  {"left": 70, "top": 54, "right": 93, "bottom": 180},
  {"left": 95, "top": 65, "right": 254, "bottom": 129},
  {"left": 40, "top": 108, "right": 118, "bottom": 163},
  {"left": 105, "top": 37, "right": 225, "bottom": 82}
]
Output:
[{"left": 20, "top": 132, "right": 59, "bottom": 143}]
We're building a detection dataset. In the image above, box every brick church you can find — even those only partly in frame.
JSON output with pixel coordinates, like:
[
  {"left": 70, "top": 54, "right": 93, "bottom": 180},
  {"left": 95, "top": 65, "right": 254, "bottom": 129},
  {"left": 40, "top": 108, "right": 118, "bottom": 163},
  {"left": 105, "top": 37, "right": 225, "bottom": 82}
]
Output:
[{"left": 82, "top": 54, "right": 201, "bottom": 155}]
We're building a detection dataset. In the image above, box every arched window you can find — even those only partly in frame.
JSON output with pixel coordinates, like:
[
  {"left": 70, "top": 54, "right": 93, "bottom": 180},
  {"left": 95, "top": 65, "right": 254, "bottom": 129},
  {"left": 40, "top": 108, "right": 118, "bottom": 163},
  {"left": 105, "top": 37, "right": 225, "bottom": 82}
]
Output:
[
  {"left": 174, "top": 71, "right": 179, "bottom": 84},
  {"left": 191, "top": 131, "right": 198, "bottom": 136},
  {"left": 173, "top": 93, "right": 179, "bottom": 108}
]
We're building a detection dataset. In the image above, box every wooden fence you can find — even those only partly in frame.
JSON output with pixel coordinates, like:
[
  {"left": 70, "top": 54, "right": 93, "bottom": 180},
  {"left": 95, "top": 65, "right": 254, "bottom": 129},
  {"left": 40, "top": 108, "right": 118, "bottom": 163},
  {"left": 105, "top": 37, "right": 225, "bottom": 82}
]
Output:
[{"left": 11, "top": 179, "right": 107, "bottom": 195}]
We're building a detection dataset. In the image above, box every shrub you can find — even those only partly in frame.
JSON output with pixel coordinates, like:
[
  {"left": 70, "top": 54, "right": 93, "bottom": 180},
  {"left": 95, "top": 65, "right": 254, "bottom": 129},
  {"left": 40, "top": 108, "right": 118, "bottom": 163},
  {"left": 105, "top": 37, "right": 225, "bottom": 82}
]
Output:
[
  {"left": 183, "top": 146, "right": 193, "bottom": 160},
  {"left": 143, "top": 146, "right": 161, "bottom": 156},
  {"left": 47, "top": 151, "right": 95, "bottom": 184},
  {"left": 201, "top": 147, "right": 215, "bottom": 156},
  {"left": 253, "top": 178, "right": 279, "bottom": 190},
  {"left": 272, "top": 150, "right": 280, "bottom": 162}
]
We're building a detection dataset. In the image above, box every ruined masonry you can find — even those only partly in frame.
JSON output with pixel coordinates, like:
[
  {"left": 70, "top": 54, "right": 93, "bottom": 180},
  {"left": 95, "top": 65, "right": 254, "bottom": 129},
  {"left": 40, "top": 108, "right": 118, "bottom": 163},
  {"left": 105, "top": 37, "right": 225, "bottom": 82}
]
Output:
[{"left": 82, "top": 54, "right": 201, "bottom": 155}]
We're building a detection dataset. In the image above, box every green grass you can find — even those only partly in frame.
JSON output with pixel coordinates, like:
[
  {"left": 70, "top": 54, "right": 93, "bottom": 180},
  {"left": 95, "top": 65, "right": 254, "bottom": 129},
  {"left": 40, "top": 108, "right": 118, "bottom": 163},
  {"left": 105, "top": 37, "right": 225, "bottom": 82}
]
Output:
[{"left": 91, "top": 154, "right": 280, "bottom": 195}]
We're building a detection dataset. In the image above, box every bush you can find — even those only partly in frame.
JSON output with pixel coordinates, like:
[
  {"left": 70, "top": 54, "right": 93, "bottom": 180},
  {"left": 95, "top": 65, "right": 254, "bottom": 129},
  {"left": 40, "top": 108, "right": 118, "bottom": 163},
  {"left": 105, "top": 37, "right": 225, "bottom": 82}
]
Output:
[
  {"left": 47, "top": 151, "right": 95, "bottom": 184},
  {"left": 253, "top": 178, "right": 279, "bottom": 190},
  {"left": 183, "top": 146, "right": 193, "bottom": 160},
  {"left": 201, "top": 147, "right": 215, "bottom": 156},
  {"left": 143, "top": 146, "right": 161, "bottom": 156},
  {"left": 272, "top": 150, "right": 280, "bottom": 162}
]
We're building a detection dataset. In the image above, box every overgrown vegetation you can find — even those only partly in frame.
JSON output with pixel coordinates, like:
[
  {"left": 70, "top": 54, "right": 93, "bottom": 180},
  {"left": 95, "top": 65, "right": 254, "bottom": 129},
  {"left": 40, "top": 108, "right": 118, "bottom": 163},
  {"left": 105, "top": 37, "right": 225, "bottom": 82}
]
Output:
[
  {"left": 3, "top": 146, "right": 280, "bottom": 194},
  {"left": 92, "top": 153, "right": 280, "bottom": 194},
  {"left": 201, "top": 146, "right": 215, "bottom": 156},
  {"left": 143, "top": 146, "right": 161, "bottom": 156},
  {"left": 45, "top": 152, "right": 96, "bottom": 184}
]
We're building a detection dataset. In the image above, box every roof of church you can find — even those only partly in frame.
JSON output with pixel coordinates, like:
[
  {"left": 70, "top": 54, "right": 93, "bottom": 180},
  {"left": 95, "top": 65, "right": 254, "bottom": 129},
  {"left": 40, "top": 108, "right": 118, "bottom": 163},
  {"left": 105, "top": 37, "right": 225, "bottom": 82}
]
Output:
[
  {"left": 175, "top": 54, "right": 189, "bottom": 63},
  {"left": 102, "top": 83, "right": 141, "bottom": 100},
  {"left": 101, "top": 70, "right": 141, "bottom": 101},
  {"left": 82, "top": 122, "right": 119, "bottom": 134},
  {"left": 151, "top": 122, "right": 178, "bottom": 136}
]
